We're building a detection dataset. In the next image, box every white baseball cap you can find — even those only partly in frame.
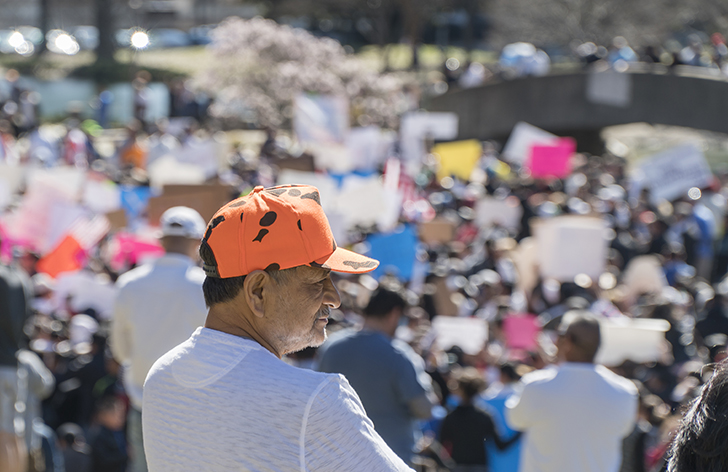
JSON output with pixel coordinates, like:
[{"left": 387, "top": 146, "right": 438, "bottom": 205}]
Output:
[{"left": 160, "top": 206, "right": 206, "bottom": 239}]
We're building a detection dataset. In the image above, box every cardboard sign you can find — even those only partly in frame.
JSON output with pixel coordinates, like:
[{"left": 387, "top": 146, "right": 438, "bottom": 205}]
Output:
[
  {"left": 595, "top": 318, "right": 670, "bottom": 366},
  {"left": 105, "top": 209, "right": 128, "bottom": 232},
  {"left": 432, "top": 316, "right": 489, "bottom": 355},
  {"left": 502, "top": 122, "right": 559, "bottom": 164},
  {"left": 419, "top": 219, "right": 457, "bottom": 245},
  {"left": 274, "top": 154, "right": 316, "bottom": 173},
  {"left": 294, "top": 94, "right": 349, "bottom": 145},
  {"left": 148, "top": 185, "right": 233, "bottom": 225},
  {"left": 534, "top": 216, "right": 608, "bottom": 282},
  {"left": 502, "top": 313, "right": 539, "bottom": 350},
  {"left": 432, "top": 139, "right": 482, "bottom": 181},
  {"left": 637, "top": 143, "right": 713, "bottom": 203},
  {"left": 528, "top": 138, "right": 576, "bottom": 179},
  {"left": 400, "top": 111, "right": 458, "bottom": 164},
  {"left": 366, "top": 225, "right": 418, "bottom": 281}
]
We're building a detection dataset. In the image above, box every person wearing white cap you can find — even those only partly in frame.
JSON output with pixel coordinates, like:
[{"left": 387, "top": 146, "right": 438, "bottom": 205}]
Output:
[{"left": 110, "top": 206, "right": 208, "bottom": 472}]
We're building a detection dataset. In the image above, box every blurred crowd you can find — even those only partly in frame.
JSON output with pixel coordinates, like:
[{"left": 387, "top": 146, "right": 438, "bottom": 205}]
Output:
[{"left": 1, "top": 63, "right": 728, "bottom": 472}]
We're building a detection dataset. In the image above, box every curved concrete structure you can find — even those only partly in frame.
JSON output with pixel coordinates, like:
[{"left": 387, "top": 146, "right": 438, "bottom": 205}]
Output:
[{"left": 427, "top": 66, "right": 728, "bottom": 152}]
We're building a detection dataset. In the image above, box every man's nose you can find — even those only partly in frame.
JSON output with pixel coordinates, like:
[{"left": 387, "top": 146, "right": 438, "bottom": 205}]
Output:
[{"left": 323, "top": 278, "right": 341, "bottom": 309}]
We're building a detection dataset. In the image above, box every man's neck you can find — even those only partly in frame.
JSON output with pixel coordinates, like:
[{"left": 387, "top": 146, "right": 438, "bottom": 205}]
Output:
[
  {"left": 205, "top": 305, "right": 283, "bottom": 358},
  {"left": 362, "top": 316, "right": 396, "bottom": 337}
]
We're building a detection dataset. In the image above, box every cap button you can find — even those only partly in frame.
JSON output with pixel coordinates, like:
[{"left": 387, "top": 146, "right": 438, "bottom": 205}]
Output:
[{"left": 253, "top": 186, "right": 264, "bottom": 193}]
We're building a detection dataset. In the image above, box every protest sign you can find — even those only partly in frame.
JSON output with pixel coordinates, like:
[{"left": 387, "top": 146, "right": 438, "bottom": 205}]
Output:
[
  {"left": 512, "top": 237, "right": 539, "bottom": 295},
  {"left": 274, "top": 154, "right": 316, "bottom": 173},
  {"left": 294, "top": 94, "right": 349, "bottom": 145},
  {"left": 308, "top": 142, "right": 353, "bottom": 173},
  {"left": 36, "top": 235, "right": 85, "bottom": 278},
  {"left": 148, "top": 155, "right": 206, "bottom": 189},
  {"left": 120, "top": 185, "right": 152, "bottom": 222},
  {"left": 109, "top": 232, "right": 164, "bottom": 272},
  {"left": 419, "top": 219, "right": 456, "bottom": 245},
  {"left": 432, "top": 316, "right": 488, "bottom": 355},
  {"left": 366, "top": 225, "right": 418, "bottom": 280},
  {"left": 26, "top": 166, "right": 85, "bottom": 202},
  {"left": 0, "top": 164, "right": 24, "bottom": 210},
  {"left": 337, "top": 175, "right": 402, "bottom": 232},
  {"left": 621, "top": 255, "right": 668, "bottom": 301},
  {"left": 527, "top": 138, "right": 576, "bottom": 179},
  {"left": 400, "top": 111, "right": 458, "bottom": 165},
  {"left": 637, "top": 143, "right": 713, "bottom": 203},
  {"left": 345, "top": 126, "right": 392, "bottom": 172},
  {"left": 432, "top": 277, "right": 459, "bottom": 317},
  {"left": 83, "top": 179, "right": 121, "bottom": 215},
  {"left": 596, "top": 318, "right": 670, "bottom": 366},
  {"left": 54, "top": 270, "right": 117, "bottom": 320},
  {"left": 502, "top": 122, "right": 559, "bottom": 164},
  {"left": 586, "top": 70, "right": 632, "bottom": 108},
  {"left": 105, "top": 209, "right": 128, "bottom": 232},
  {"left": 148, "top": 184, "right": 232, "bottom": 225},
  {"left": 475, "top": 196, "right": 523, "bottom": 231},
  {"left": 503, "top": 313, "right": 540, "bottom": 350},
  {"left": 534, "top": 216, "right": 608, "bottom": 282},
  {"left": 432, "top": 139, "right": 482, "bottom": 181}
]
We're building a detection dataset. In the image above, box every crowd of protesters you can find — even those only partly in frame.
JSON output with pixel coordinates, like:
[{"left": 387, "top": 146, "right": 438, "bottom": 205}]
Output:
[{"left": 1, "top": 61, "right": 728, "bottom": 472}]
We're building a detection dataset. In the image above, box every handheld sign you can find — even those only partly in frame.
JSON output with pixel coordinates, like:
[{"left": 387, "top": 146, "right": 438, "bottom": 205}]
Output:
[{"left": 637, "top": 143, "right": 713, "bottom": 203}]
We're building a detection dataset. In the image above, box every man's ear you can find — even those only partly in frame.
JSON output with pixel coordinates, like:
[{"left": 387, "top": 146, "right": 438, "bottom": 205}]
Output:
[{"left": 243, "top": 270, "right": 270, "bottom": 319}]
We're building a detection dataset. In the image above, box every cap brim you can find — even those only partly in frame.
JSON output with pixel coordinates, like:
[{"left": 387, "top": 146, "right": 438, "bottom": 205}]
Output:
[{"left": 313, "top": 247, "right": 379, "bottom": 274}]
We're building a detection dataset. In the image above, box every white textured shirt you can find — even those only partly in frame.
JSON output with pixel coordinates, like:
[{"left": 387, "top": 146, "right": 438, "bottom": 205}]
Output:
[
  {"left": 110, "top": 253, "right": 207, "bottom": 410},
  {"left": 506, "top": 363, "right": 638, "bottom": 472},
  {"left": 142, "top": 327, "right": 414, "bottom": 472}
]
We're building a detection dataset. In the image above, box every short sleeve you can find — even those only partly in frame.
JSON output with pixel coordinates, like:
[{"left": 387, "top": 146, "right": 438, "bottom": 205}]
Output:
[
  {"left": 303, "top": 376, "right": 414, "bottom": 472},
  {"left": 391, "top": 341, "right": 431, "bottom": 403}
]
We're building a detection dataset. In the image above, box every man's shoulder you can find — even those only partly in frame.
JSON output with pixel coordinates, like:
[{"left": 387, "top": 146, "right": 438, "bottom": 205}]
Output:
[
  {"left": 115, "top": 263, "right": 154, "bottom": 289},
  {"left": 595, "top": 365, "right": 639, "bottom": 397},
  {"left": 520, "top": 365, "right": 559, "bottom": 388}
]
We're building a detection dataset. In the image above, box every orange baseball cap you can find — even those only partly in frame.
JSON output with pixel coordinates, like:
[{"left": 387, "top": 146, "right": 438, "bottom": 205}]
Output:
[{"left": 200, "top": 184, "right": 379, "bottom": 278}]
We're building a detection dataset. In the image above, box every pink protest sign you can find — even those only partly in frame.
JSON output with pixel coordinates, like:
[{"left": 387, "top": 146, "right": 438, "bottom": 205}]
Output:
[
  {"left": 502, "top": 313, "right": 540, "bottom": 350},
  {"left": 110, "top": 233, "right": 164, "bottom": 272},
  {"left": 527, "top": 137, "right": 576, "bottom": 179}
]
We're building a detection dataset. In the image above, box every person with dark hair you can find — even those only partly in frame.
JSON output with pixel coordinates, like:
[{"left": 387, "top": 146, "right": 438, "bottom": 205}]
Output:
[
  {"left": 88, "top": 395, "right": 128, "bottom": 472},
  {"left": 439, "top": 367, "right": 520, "bottom": 471},
  {"left": 506, "top": 311, "right": 638, "bottom": 472},
  {"left": 110, "top": 206, "right": 208, "bottom": 472},
  {"left": 316, "top": 285, "right": 436, "bottom": 465},
  {"left": 667, "top": 360, "right": 728, "bottom": 472},
  {"left": 57, "top": 423, "right": 92, "bottom": 472},
  {"left": 143, "top": 185, "right": 414, "bottom": 471}
]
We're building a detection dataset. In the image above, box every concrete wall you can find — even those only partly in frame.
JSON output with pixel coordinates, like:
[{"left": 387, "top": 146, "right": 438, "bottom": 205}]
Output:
[{"left": 427, "top": 68, "right": 728, "bottom": 148}]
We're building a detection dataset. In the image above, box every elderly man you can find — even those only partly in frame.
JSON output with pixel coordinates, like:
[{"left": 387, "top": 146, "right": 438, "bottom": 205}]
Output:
[
  {"left": 142, "top": 185, "right": 414, "bottom": 471},
  {"left": 111, "top": 206, "right": 208, "bottom": 472},
  {"left": 505, "top": 311, "right": 638, "bottom": 472}
]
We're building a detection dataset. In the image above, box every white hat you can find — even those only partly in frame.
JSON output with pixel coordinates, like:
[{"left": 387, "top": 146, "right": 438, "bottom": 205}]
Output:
[{"left": 160, "top": 206, "right": 206, "bottom": 239}]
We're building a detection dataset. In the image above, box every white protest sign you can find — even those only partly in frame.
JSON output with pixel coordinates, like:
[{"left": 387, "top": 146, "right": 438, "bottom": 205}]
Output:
[
  {"left": 0, "top": 164, "right": 24, "bottom": 209},
  {"left": 596, "top": 318, "right": 670, "bottom": 366},
  {"left": 621, "top": 255, "right": 668, "bottom": 301},
  {"left": 308, "top": 142, "right": 353, "bottom": 173},
  {"left": 432, "top": 316, "right": 488, "bottom": 355},
  {"left": 27, "top": 166, "right": 85, "bottom": 202},
  {"left": 475, "top": 196, "right": 523, "bottom": 230},
  {"left": 586, "top": 71, "right": 633, "bottom": 108},
  {"left": 502, "top": 122, "right": 559, "bottom": 164},
  {"left": 637, "top": 143, "right": 713, "bottom": 203},
  {"left": 294, "top": 94, "right": 350, "bottom": 145},
  {"left": 148, "top": 155, "right": 206, "bottom": 189},
  {"left": 400, "top": 111, "right": 458, "bottom": 164},
  {"left": 345, "top": 126, "right": 390, "bottom": 172},
  {"left": 337, "top": 175, "right": 402, "bottom": 232},
  {"left": 83, "top": 179, "right": 121, "bottom": 215},
  {"left": 534, "top": 216, "right": 608, "bottom": 282}
]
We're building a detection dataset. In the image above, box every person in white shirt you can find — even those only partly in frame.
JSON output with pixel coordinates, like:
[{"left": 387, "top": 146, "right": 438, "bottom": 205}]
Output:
[
  {"left": 505, "top": 311, "right": 638, "bottom": 472},
  {"left": 110, "top": 206, "right": 207, "bottom": 472},
  {"left": 142, "top": 184, "right": 414, "bottom": 471}
]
